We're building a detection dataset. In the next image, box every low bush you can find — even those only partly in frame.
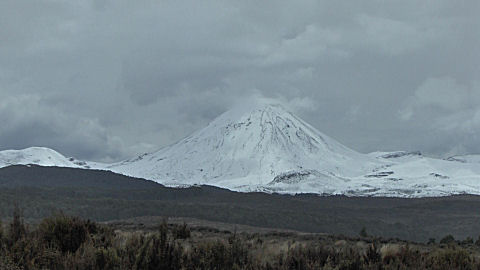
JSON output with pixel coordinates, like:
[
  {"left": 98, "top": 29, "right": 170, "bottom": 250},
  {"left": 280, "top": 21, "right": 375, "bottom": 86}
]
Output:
[{"left": 1, "top": 210, "right": 480, "bottom": 269}]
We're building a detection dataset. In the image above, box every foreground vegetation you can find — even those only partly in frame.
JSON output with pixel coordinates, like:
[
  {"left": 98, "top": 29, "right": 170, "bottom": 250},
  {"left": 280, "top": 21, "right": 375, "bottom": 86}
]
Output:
[{"left": 2, "top": 210, "right": 480, "bottom": 270}]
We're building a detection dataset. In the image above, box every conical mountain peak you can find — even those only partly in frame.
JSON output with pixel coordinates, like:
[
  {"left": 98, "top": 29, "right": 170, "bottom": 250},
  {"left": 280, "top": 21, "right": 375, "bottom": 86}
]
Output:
[
  {"left": 207, "top": 102, "right": 359, "bottom": 156},
  {"left": 108, "top": 102, "right": 373, "bottom": 189},
  {"left": 212, "top": 102, "right": 291, "bottom": 124},
  {"left": 4, "top": 104, "right": 480, "bottom": 197}
]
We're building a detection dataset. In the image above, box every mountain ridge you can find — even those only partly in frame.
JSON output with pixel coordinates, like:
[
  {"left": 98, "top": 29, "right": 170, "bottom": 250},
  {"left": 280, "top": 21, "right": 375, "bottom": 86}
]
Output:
[{"left": 2, "top": 103, "right": 480, "bottom": 197}]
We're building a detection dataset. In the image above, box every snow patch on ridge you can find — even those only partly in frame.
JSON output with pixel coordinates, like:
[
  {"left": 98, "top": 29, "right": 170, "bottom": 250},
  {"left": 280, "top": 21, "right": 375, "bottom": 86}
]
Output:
[{"left": 0, "top": 147, "right": 81, "bottom": 168}]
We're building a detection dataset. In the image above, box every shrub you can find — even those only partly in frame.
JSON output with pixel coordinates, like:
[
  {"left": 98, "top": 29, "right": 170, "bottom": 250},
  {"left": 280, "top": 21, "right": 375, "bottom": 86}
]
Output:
[
  {"left": 0, "top": 218, "right": 3, "bottom": 240},
  {"left": 2, "top": 211, "right": 480, "bottom": 270},
  {"left": 134, "top": 234, "right": 181, "bottom": 270},
  {"left": 0, "top": 218, "right": 4, "bottom": 250},
  {"left": 31, "top": 247, "right": 63, "bottom": 270},
  {"left": 364, "top": 242, "right": 381, "bottom": 264},
  {"left": 0, "top": 256, "right": 22, "bottom": 270},
  {"left": 63, "top": 241, "right": 97, "bottom": 269},
  {"left": 461, "top": 237, "right": 474, "bottom": 245},
  {"left": 439, "top": 235, "right": 455, "bottom": 245},
  {"left": 279, "top": 244, "right": 330, "bottom": 269},
  {"left": 38, "top": 213, "right": 93, "bottom": 254},
  {"left": 359, "top": 227, "right": 368, "bottom": 238},
  {"left": 428, "top": 249, "right": 472, "bottom": 269},
  {"left": 96, "top": 247, "right": 121, "bottom": 270},
  {"left": 8, "top": 206, "right": 26, "bottom": 244},
  {"left": 172, "top": 222, "right": 191, "bottom": 240}
]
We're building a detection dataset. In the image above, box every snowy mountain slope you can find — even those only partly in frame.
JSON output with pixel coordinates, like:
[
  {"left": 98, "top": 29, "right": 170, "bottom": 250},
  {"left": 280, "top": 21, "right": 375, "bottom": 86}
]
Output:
[
  {"left": 353, "top": 152, "right": 480, "bottom": 197},
  {"left": 106, "top": 102, "right": 381, "bottom": 191},
  {"left": 0, "top": 147, "right": 105, "bottom": 169},
  {"left": 104, "top": 101, "right": 480, "bottom": 197},
  {"left": 2, "top": 104, "right": 480, "bottom": 197},
  {"left": 0, "top": 147, "right": 83, "bottom": 168}
]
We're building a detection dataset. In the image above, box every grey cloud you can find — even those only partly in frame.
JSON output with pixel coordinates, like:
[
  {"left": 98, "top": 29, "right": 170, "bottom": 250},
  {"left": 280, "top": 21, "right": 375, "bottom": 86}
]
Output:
[
  {"left": 0, "top": 95, "right": 126, "bottom": 161},
  {"left": 400, "top": 78, "right": 480, "bottom": 155},
  {"left": 0, "top": 0, "right": 479, "bottom": 161}
]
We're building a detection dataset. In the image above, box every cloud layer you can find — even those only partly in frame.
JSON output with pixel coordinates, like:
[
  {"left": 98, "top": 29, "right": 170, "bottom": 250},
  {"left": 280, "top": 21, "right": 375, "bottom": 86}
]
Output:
[{"left": 1, "top": 0, "right": 479, "bottom": 161}]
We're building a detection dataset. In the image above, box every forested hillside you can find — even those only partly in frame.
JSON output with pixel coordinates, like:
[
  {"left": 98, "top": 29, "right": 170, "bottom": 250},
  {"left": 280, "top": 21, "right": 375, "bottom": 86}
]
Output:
[{"left": 2, "top": 165, "right": 480, "bottom": 242}]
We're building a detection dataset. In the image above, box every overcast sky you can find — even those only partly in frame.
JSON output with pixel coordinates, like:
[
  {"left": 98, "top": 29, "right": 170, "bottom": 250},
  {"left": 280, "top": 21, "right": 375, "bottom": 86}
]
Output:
[{"left": 1, "top": 0, "right": 479, "bottom": 162}]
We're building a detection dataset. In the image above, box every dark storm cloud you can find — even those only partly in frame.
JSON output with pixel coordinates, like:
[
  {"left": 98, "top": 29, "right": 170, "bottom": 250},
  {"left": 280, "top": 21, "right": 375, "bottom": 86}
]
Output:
[{"left": 0, "top": 0, "right": 479, "bottom": 161}]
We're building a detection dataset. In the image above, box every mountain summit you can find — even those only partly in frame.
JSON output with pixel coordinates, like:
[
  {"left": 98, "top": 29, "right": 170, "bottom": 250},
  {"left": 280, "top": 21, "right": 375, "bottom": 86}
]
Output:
[
  {"left": 107, "top": 103, "right": 378, "bottom": 192},
  {"left": 2, "top": 103, "right": 480, "bottom": 197}
]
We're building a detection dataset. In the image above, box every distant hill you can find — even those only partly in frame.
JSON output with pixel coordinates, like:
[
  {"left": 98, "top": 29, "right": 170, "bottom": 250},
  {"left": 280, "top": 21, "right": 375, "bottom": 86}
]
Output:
[
  {"left": 0, "top": 164, "right": 160, "bottom": 189},
  {"left": 2, "top": 165, "right": 480, "bottom": 242}
]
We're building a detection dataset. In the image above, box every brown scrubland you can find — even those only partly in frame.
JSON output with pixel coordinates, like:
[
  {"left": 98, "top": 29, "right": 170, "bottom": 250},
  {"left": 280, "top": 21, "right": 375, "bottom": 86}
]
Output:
[{"left": 2, "top": 208, "right": 480, "bottom": 270}]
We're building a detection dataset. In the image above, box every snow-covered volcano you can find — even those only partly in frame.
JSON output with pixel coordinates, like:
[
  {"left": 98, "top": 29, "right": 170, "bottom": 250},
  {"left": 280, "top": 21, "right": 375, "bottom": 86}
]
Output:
[
  {"left": 2, "top": 102, "right": 480, "bottom": 197},
  {"left": 106, "top": 103, "right": 379, "bottom": 191}
]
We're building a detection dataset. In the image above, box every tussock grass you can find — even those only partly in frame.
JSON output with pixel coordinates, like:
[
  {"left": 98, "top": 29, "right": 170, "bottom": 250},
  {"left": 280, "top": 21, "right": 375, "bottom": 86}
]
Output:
[{"left": 2, "top": 208, "right": 480, "bottom": 269}]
